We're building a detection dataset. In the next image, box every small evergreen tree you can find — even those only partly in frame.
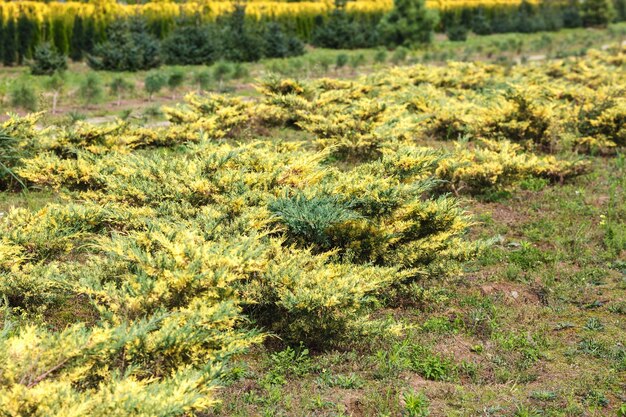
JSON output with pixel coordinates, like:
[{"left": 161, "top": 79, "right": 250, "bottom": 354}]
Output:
[
  {"left": 311, "top": 0, "right": 380, "bottom": 49},
  {"left": 144, "top": 71, "right": 167, "bottom": 101},
  {"left": 79, "top": 72, "right": 103, "bottom": 105},
  {"left": 3, "top": 18, "right": 17, "bottom": 66},
  {"left": 516, "top": 0, "right": 538, "bottom": 33},
  {"left": 212, "top": 61, "right": 232, "bottom": 90},
  {"left": 374, "top": 49, "right": 388, "bottom": 64},
  {"left": 378, "top": 0, "right": 439, "bottom": 47},
  {"left": 0, "top": 17, "right": 5, "bottom": 64},
  {"left": 17, "top": 15, "right": 36, "bottom": 65},
  {"left": 30, "top": 43, "right": 67, "bottom": 75},
  {"left": 562, "top": 0, "right": 583, "bottom": 27},
  {"left": 45, "top": 72, "right": 65, "bottom": 113},
  {"left": 615, "top": 0, "right": 626, "bottom": 21},
  {"left": 84, "top": 17, "right": 96, "bottom": 54},
  {"left": 335, "top": 53, "right": 348, "bottom": 69},
  {"left": 109, "top": 77, "right": 133, "bottom": 106},
  {"left": 88, "top": 18, "right": 160, "bottom": 71},
  {"left": 70, "top": 15, "right": 85, "bottom": 61},
  {"left": 390, "top": 46, "right": 408, "bottom": 64},
  {"left": 582, "top": 0, "right": 616, "bottom": 27},
  {"left": 471, "top": 7, "right": 492, "bottom": 35},
  {"left": 10, "top": 83, "right": 38, "bottom": 111},
  {"left": 540, "top": 4, "right": 564, "bottom": 31},
  {"left": 193, "top": 69, "right": 212, "bottom": 92},
  {"left": 447, "top": 23, "right": 469, "bottom": 41},
  {"left": 52, "top": 18, "right": 69, "bottom": 55},
  {"left": 217, "top": 4, "right": 264, "bottom": 62},
  {"left": 162, "top": 23, "right": 217, "bottom": 65},
  {"left": 167, "top": 70, "right": 185, "bottom": 99},
  {"left": 263, "top": 22, "right": 305, "bottom": 58}
]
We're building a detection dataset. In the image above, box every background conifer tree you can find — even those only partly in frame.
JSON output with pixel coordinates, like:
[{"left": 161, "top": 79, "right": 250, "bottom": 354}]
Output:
[
  {"left": 378, "top": 0, "right": 439, "bottom": 47},
  {"left": 3, "top": 18, "right": 17, "bottom": 66}
]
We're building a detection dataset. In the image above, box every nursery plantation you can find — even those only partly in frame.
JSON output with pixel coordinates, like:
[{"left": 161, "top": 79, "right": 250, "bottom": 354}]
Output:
[{"left": 1, "top": 0, "right": 626, "bottom": 416}]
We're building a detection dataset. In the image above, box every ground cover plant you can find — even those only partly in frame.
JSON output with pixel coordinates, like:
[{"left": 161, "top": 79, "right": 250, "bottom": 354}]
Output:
[{"left": 0, "top": 23, "right": 625, "bottom": 417}]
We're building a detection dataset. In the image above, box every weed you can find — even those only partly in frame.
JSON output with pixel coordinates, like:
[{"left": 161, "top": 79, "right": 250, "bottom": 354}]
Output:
[
  {"left": 373, "top": 339, "right": 412, "bottom": 379},
  {"left": 584, "top": 317, "right": 604, "bottom": 331},
  {"left": 519, "top": 177, "right": 549, "bottom": 191},
  {"left": 530, "top": 390, "right": 558, "bottom": 401},
  {"left": 409, "top": 345, "right": 457, "bottom": 382},
  {"left": 513, "top": 403, "right": 542, "bottom": 417},
  {"left": 317, "top": 371, "right": 365, "bottom": 389},
  {"left": 403, "top": 390, "right": 430, "bottom": 417},
  {"left": 583, "top": 389, "right": 609, "bottom": 407},
  {"left": 267, "top": 344, "right": 312, "bottom": 379},
  {"left": 608, "top": 302, "right": 626, "bottom": 314}
]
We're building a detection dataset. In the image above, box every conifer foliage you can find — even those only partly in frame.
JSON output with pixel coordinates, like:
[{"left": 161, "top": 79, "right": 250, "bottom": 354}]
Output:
[
  {"left": 0, "top": 43, "right": 624, "bottom": 417},
  {"left": 378, "top": 0, "right": 439, "bottom": 46},
  {"left": 30, "top": 43, "right": 67, "bottom": 75},
  {"left": 87, "top": 18, "right": 160, "bottom": 71}
]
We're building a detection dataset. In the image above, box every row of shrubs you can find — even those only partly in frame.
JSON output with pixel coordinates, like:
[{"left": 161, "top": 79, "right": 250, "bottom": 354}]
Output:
[
  {"left": 9, "top": 61, "right": 253, "bottom": 114},
  {"left": 5, "top": 5, "right": 305, "bottom": 72},
  {"left": 315, "top": 0, "right": 625, "bottom": 47},
  {"left": 2, "top": 0, "right": 626, "bottom": 70}
]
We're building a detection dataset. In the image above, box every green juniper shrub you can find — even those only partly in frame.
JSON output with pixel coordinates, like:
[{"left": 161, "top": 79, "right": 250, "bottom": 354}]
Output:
[
  {"left": 88, "top": 18, "right": 161, "bottom": 71},
  {"left": 378, "top": 0, "right": 439, "bottom": 47},
  {"left": 0, "top": 127, "right": 31, "bottom": 190},
  {"left": 30, "top": 43, "right": 67, "bottom": 76},
  {"left": 269, "top": 193, "right": 360, "bottom": 250}
]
